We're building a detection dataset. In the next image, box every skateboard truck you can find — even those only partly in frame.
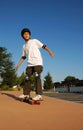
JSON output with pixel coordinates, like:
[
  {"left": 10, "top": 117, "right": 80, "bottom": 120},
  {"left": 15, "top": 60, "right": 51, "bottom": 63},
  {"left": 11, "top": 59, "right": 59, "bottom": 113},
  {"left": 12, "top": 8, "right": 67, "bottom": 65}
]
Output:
[{"left": 20, "top": 97, "right": 40, "bottom": 105}]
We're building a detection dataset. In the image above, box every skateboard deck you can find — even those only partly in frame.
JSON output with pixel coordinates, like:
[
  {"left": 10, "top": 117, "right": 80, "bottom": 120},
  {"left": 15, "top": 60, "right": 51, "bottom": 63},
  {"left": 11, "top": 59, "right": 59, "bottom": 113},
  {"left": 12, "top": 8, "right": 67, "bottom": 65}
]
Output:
[{"left": 20, "top": 97, "right": 40, "bottom": 105}]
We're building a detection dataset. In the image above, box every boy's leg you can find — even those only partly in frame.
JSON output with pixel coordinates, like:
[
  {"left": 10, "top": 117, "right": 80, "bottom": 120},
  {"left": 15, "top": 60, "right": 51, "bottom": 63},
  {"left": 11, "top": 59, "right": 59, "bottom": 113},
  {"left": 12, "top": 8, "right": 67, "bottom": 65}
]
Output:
[
  {"left": 34, "top": 66, "right": 43, "bottom": 95},
  {"left": 23, "top": 66, "right": 33, "bottom": 95}
]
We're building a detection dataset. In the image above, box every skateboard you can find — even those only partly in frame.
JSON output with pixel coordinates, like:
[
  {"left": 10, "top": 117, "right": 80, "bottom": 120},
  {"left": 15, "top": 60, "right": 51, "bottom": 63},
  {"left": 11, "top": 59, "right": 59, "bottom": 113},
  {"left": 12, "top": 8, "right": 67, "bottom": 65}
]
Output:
[{"left": 20, "top": 97, "right": 40, "bottom": 105}]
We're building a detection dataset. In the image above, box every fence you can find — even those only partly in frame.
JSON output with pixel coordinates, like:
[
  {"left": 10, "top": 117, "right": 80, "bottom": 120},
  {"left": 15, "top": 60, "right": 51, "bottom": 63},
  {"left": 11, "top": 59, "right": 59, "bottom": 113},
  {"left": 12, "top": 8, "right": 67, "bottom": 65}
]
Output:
[{"left": 55, "top": 86, "right": 83, "bottom": 93}]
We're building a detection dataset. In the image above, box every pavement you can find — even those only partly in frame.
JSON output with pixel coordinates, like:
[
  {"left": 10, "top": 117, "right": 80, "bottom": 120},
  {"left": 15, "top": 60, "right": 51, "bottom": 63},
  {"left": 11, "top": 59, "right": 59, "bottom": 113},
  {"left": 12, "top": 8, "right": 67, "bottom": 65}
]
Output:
[
  {"left": 0, "top": 90, "right": 83, "bottom": 130},
  {"left": 43, "top": 92, "right": 83, "bottom": 104}
]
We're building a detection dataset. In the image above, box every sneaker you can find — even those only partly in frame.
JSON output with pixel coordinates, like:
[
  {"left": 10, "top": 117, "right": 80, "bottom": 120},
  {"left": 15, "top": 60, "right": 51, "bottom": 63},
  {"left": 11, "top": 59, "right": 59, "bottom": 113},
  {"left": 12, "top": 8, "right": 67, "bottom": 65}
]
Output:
[
  {"left": 19, "top": 94, "right": 29, "bottom": 99},
  {"left": 33, "top": 95, "right": 42, "bottom": 101}
]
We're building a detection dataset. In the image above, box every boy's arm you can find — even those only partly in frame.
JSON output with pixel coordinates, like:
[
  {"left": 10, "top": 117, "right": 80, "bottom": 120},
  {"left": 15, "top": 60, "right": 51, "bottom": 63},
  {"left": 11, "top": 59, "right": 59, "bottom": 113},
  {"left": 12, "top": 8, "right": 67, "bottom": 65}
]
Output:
[
  {"left": 42, "top": 45, "right": 54, "bottom": 58},
  {"left": 16, "top": 56, "right": 26, "bottom": 71}
]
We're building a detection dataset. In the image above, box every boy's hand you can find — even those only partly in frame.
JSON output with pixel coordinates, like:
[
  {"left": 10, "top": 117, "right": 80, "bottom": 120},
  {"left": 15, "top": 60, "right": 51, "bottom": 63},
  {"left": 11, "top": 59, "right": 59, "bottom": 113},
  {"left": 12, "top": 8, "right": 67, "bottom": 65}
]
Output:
[
  {"left": 15, "top": 66, "right": 19, "bottom": 71},
  {"left": 44, "top": 46, "right": 54, "bottom": 58},
  {"left": 15, "top": 57, "right": 25, "bottom": 71},
  {"left": 49, "top": 51, "right": 54, "bottom": 58}
]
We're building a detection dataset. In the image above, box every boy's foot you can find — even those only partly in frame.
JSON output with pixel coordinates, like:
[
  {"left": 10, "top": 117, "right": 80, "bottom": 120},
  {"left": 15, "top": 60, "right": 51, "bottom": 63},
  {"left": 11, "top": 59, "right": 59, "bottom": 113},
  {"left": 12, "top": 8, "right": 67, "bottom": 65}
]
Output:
[
  {"left": 19, "top": 94, "right": 29, "bottom": 99},
  {"left": 32, "top": 95, "right": 43, "bottom": 101}
]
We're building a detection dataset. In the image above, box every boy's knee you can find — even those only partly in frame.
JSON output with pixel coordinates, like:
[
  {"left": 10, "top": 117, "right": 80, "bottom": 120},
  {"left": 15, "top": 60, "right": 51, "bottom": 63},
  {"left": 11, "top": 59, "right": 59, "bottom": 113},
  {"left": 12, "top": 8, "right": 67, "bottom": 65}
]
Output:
[
  {"left": 34, "top": 72, "right": 39, "bottom": 77},
  {"left": 25, "top": 75, "right": 30, "bottom": 81}
]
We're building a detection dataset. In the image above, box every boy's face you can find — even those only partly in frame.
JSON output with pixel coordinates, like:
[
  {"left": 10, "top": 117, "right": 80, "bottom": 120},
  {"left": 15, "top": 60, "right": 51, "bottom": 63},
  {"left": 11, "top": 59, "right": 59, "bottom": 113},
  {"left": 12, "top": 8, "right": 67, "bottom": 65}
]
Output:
[{"left": 23, "top": 32, "right": 30, "bottom": 41}]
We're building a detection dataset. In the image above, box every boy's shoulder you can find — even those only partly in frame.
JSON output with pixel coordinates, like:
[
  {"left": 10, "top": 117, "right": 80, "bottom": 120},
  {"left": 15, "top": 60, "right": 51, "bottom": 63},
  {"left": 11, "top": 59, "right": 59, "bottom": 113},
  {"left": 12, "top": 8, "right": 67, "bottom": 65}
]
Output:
[
  {"left": 29, "top": 39, "right": 40, "bottom": 44},
  {"left": 31, "top": 39, "right": 38, "bottom": 42},
  {"left": 22, "top": 39, "right": 40, "bottom": 47},
  {"left": 23, "top": 44, "right": 26, "bottom": 48}
]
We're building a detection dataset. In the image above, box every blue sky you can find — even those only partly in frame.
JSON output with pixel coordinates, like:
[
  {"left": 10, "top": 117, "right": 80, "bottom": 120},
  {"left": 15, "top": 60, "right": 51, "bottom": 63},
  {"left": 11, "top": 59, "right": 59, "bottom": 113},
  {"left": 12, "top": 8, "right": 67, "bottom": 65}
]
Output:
[{"left": 0, "top": 0, "right": 83, "bottom": 82}]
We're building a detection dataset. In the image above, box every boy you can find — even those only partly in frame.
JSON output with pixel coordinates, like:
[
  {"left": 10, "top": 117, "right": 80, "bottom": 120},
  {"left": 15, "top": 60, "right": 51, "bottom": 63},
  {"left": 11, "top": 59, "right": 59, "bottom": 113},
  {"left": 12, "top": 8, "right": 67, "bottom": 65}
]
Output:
[{"left": 16, "top": 28, "right": 54, "bottom": 101}]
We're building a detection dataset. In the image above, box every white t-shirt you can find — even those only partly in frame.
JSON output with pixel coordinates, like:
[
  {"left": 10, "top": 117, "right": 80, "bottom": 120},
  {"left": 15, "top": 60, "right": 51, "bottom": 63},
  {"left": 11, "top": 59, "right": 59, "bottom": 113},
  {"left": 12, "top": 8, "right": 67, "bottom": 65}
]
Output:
[{"left": 22, "top": 39, "right": 44, "bottom": 66}]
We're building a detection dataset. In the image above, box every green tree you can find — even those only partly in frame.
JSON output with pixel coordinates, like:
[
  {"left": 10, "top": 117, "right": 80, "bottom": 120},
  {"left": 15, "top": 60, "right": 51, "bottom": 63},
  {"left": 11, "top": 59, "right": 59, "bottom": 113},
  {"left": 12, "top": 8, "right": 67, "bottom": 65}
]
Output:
[
  {"left": 64, "top": 76, "right": 76, "bottom": 82},
  {"left": 43, "top": 72, "right": 53, "bottom": 90},
  {"left": 64, "top": 76, "right": 77, "bottom": 92},
  {"left": 0, "top": 47, "right": 17, "bottom": 88}
]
